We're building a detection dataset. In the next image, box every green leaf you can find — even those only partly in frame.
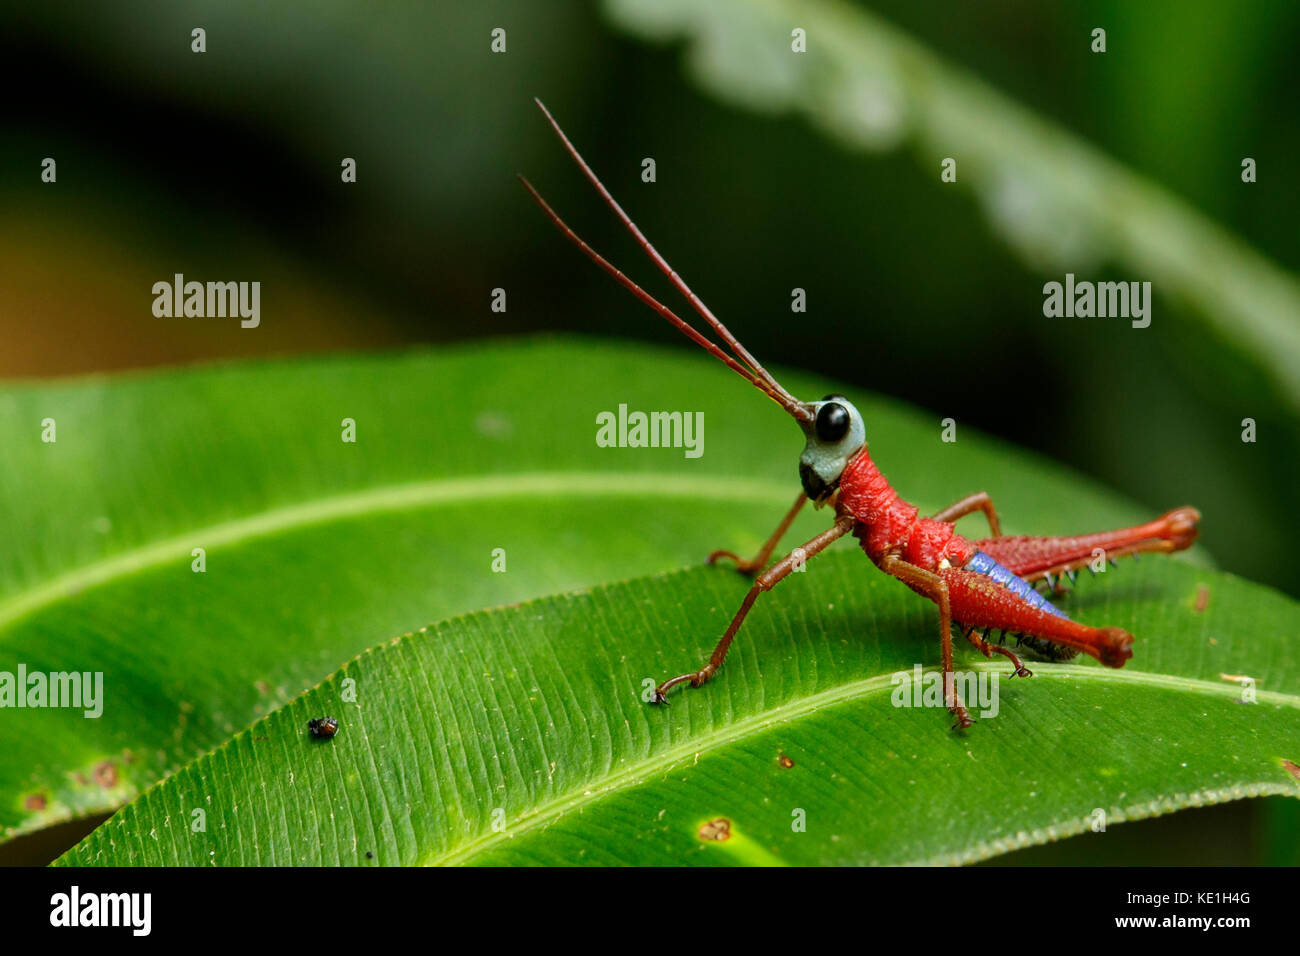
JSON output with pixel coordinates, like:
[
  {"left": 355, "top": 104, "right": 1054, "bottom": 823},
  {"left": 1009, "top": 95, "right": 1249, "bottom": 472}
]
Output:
[
  {"left": 603, "top": 0, "right": 1300, "bottom": 414},
  {"left": 0, "top": 339, "right": 1175, "bottom": 849},
  {"left": 57, "top": 550, "right": 1299, "bottom": 866}
]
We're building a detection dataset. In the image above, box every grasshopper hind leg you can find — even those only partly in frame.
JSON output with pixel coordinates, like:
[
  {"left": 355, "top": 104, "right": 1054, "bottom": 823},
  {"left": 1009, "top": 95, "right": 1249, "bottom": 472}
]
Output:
[
  {"left": 1014, "top": 633, "right": 1082, "bottom": 663},
  {"left": 962, "top": 626, "right": 1035, "bottom": 677}
]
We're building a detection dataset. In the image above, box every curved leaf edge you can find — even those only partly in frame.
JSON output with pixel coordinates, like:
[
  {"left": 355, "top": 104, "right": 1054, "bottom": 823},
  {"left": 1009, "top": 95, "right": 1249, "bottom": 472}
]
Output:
[{"left": 54, "top": 558, "right": 1300, "bottom": 867}]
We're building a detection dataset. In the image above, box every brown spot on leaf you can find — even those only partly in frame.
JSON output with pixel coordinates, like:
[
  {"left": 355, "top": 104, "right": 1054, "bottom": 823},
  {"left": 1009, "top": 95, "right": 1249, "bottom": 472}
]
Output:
[
  {"left": 1283, "top": 760, "right": 1300, "bottom": 782},
  {"left": 24, "top": 793, "right": 46, "bottom": 811},
  {"left": 93, "top": 761, "right": 118, "bottom": 788},
  {"left": 777, "top": 753, "right": 794, "bottom": 769},
  {"left": 698, "top": 818, "right": 731, "bottom": 842},
  {"left": 1194, "top": 584, "right": 1210, "bottom": 613},
  {"left": 255, "top": 680, "right": 270, "bottom": 695}
]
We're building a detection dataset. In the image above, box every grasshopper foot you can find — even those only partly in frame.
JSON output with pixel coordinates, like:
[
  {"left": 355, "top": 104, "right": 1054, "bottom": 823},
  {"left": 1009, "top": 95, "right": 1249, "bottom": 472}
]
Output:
[
  {"left": 707, "top": 549, "right": 760, "bottom": 576},
  {"left": 651, "top": 664, "right": 718, "bottom": 704},
  {"left": 949, "top": 703, "right": 974, "bottom": 730}
]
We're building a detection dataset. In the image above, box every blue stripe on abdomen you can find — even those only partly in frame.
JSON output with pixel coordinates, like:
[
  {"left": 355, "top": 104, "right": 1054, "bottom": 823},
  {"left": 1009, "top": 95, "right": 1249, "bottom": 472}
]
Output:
[{"left": 964, "top": 551, "right": 1069, "bottom": 619}]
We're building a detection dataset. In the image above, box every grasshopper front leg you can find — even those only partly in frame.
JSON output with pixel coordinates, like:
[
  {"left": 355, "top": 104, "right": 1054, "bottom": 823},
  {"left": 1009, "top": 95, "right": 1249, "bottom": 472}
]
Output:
[
  {"left": 708, "top": 492, "right": 808, "bottom": 575},
  {"left": 654, "top": 513, "right": 853, "bottom": 702}
]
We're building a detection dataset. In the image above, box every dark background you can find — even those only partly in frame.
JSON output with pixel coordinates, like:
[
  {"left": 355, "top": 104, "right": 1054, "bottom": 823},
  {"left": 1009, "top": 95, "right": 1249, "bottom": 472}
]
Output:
[
  {"left": 2, "top": 0, "right": 1297, "bottom": 865},
  {"left": 4, "top": 1, "right": 1297, "bottom": 597}
]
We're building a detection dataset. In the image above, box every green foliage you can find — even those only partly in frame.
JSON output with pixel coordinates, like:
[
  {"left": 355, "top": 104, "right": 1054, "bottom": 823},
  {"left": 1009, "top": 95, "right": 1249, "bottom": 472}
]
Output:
[
  {"left": 58, "top": 550, "right": 1300, "bottom": 866},
  {"left": 2, "top": 339, "right": 1192, "bottom": 854}
]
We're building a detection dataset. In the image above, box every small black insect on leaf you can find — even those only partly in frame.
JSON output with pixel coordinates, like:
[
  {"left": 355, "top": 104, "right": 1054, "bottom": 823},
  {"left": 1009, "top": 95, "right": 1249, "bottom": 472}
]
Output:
[{"left": 308, "top": 716, "right": 339, "bottom": 740}]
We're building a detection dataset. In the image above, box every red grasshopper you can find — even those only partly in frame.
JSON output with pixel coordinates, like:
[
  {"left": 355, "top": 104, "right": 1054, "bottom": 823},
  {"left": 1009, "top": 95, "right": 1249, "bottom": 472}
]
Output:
[{"left": 519, "top": 99, "right": 1200, "bottom": 727}]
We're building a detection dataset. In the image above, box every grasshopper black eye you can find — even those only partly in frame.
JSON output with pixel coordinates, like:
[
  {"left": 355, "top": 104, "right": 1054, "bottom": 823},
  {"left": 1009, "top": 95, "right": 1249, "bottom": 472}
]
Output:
[{"left": 815, "top": 402, "right": 851, "bottom": 443}]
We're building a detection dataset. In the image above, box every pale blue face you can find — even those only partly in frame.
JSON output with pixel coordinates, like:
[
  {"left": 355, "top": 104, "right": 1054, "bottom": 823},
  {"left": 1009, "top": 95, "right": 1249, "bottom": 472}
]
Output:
[{"left": 798, "top": 396, "right": 866, "bottom": 501}]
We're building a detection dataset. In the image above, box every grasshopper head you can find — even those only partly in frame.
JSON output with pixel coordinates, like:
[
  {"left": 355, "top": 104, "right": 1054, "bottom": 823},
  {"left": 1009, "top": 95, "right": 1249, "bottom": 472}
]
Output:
[{"left": 797, "top": 395, "right": 866, "bottom": 502}]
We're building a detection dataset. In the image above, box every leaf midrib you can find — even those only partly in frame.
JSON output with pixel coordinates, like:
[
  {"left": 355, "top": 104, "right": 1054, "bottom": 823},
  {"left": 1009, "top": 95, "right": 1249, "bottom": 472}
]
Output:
[
  {"left": 0, "top": 471, "right": 797, "bottom": 631},
  {"left": 427, "top": 663, "right": 1300, "bottom": 865}
]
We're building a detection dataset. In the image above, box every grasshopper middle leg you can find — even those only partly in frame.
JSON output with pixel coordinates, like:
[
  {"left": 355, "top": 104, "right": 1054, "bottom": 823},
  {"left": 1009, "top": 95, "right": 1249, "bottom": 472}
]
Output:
[{"left": 931, "top": 490, "right": 1002, "bottom": 538}]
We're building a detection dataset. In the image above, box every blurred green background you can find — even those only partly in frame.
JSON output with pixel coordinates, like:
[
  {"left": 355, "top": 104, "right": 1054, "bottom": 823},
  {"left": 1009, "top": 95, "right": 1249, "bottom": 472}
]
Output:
[
  {"left": 2, "top": 0, "right": 1297, "bottom": 864},
  {"left": 3, "top": 0, "right": 1297, "bottom": 596}
]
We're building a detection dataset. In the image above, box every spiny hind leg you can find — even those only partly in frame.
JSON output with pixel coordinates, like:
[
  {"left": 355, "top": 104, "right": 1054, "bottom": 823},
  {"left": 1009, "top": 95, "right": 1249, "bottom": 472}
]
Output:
[
  {"left": 940, "top": 567, "right": 1133, "bottom": 668},
  {"left": 972, "top": 507, "right": 1200, "bottom": 581},
  {"left": 963, "top": 626, "right": 1033, "bottom": 678},
  {"left": 1015, "top": 633, "right": 1082, "bottom": 663}
]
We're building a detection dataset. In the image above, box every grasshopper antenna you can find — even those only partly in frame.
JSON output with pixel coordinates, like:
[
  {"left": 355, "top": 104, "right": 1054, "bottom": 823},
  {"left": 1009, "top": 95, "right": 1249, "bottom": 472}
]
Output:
[
  {"left": 520, "top": 98, "right": 813, "bottom": 424},
  {"left": 517, "top": 175, "right": 789, "bottom": 409}
]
